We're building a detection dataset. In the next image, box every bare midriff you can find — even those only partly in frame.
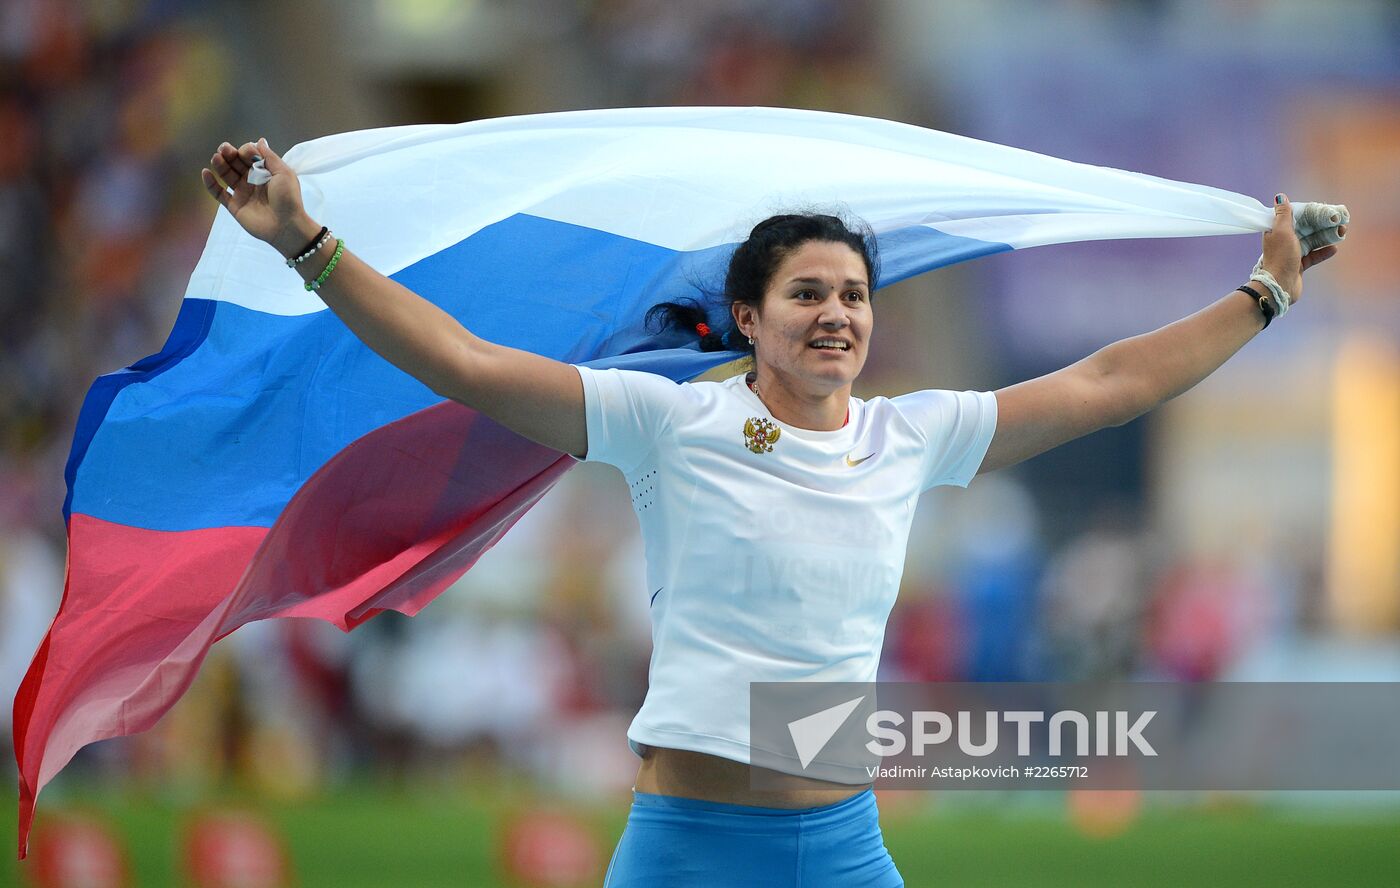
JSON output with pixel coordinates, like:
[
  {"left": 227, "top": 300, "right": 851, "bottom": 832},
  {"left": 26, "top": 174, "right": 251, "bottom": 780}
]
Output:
[{"left": 634, "top": 746, "right": 870, "bottom": 808}]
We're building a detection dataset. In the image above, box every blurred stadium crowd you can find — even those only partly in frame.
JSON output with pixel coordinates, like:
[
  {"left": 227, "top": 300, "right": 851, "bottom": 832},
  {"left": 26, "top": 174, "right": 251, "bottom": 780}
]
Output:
[{"left": 3, "top": 0, "right": 1398, "bottom": 809}]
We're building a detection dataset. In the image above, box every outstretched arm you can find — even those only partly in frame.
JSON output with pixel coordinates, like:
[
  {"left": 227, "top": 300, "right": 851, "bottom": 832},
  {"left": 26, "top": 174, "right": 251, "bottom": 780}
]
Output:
[
  {"left": 201, "top": 139, "right": 588, "bottom": 458},
  {"left": 978, "top": 194, "right": 1344, "bottom": 475}
]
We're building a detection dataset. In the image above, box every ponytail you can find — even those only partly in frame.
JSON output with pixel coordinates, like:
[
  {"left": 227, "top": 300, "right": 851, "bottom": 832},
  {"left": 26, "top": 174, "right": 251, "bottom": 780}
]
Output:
[{"left": 644, "top": 212, "right": 878, "bottom": 356}]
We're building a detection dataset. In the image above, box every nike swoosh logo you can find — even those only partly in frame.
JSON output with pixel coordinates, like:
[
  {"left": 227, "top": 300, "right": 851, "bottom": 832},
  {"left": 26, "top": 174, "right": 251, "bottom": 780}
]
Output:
[{"left": 844, "top": 452, "right": 875, "bottom": 467}]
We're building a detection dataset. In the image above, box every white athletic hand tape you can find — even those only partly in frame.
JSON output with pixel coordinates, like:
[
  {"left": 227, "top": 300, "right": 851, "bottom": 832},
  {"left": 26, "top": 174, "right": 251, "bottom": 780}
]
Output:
[
  {"left": 1294, "top": 201, "right": 1348, "bottom": 255},
  {"left": 1250, "top": 259, "right": 1292, "bottom": 317},
  {"left": 246, "top": 156, "right": 271, "bottom": 186}
]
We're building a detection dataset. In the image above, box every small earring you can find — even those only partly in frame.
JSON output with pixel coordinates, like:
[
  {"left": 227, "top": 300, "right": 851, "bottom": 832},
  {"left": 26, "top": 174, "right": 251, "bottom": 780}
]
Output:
[{"left": 747, "top": 337, "right": 755, "bottom": 345}]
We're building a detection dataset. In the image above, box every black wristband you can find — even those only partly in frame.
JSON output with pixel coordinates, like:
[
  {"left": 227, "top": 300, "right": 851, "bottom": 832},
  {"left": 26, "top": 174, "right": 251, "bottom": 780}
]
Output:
[
  {"left": 1236, "top": 284, "right": 1275, "bottom": 329},
  {"left": 290, "top": 226, "right": 329, "bottom": 263}
]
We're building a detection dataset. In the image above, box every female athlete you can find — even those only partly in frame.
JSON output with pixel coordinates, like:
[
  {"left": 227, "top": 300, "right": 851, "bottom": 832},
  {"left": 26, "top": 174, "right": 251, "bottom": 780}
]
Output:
[{"left": 202, "top": 137, "right": 1342, "bottom": 887}]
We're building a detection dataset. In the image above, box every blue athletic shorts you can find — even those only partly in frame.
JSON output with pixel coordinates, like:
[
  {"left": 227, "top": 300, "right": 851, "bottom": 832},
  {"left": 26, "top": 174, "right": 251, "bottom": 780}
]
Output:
[{"left": 603, "top": 788, "right": 904, "bottom": 887}]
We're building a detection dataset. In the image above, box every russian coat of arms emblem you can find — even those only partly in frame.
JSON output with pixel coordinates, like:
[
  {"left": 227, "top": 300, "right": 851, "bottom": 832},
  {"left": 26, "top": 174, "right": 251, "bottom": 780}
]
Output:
[{"left": 743, "top": 417, "right": 781, "bottom": 454}]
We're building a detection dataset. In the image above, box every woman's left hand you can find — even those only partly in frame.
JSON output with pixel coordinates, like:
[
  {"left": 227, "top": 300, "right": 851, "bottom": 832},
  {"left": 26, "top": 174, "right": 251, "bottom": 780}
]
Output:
[{"left": 1261, "top": 193, "right": 1346, "bottom": 306}]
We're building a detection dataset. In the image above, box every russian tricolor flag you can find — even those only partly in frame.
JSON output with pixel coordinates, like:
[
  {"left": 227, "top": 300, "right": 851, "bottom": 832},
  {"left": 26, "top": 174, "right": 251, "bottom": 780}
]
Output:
[{"left": 15, "top": 106, "right": 1278, "bottom": 857}]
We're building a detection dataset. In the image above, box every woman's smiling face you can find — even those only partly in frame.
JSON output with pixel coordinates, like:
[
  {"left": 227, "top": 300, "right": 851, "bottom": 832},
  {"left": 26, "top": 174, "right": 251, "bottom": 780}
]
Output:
[{"left": 732, "top": 239, "right": 873, "bottom": 396}]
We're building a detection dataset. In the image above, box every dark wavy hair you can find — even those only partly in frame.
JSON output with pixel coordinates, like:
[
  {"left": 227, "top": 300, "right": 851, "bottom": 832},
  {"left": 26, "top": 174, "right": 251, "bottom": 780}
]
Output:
[{"left": 645, "top": 212, "right": 879, "bottom": 354}]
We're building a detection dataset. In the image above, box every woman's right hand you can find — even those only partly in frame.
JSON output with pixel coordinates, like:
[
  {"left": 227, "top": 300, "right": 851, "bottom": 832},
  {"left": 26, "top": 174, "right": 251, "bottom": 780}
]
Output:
[
  {"left": 201, "top": 137, "right": 314, "bottom": 257},
  {"left": 199, "top": 136, "right": 588, "bottom": 458}
]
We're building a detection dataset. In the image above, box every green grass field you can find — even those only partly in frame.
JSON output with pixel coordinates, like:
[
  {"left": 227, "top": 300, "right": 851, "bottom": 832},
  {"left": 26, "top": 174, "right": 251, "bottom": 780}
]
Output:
[{"left": 6, "top": 784, "right": 1399, "bottom": 886}]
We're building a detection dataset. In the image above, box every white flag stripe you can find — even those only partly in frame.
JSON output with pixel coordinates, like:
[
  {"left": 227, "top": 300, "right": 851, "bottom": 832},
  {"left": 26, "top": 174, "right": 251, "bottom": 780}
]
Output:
[{"left": 189, "top": 107, "right": 1275, "bottom": 317}]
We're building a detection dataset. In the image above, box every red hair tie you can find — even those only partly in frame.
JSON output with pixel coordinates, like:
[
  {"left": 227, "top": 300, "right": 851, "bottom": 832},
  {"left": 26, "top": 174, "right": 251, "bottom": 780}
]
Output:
[{"left": 696, "top": 323, "right": 711, "bottom": 337}]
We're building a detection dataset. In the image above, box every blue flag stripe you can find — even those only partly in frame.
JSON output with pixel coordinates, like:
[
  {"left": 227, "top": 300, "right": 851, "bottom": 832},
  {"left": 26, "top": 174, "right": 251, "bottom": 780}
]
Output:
[{"left": 68, "top": 215, "right": 1005, "bottom": 531}]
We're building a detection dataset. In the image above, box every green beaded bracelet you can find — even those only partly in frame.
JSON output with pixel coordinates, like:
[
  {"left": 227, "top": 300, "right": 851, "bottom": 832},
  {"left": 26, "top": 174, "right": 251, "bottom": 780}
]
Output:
[{"left": 306, "top": 239, "right": 345, "bottom": 292}]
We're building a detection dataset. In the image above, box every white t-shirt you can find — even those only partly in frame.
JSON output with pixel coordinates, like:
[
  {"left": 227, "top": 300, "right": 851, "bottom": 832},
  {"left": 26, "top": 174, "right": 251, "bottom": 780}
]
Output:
[{"left": 574, "top": 366, "right": 998, "bottom": 766}]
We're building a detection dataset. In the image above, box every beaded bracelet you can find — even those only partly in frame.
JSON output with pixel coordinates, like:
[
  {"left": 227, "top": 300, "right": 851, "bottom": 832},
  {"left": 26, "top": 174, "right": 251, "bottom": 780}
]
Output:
[
  {"left": 306, "top": 239, "right": 345, "bottom": 292},
  {"left": 286, "top": 226, "right": 331, "bottom": 267}
]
